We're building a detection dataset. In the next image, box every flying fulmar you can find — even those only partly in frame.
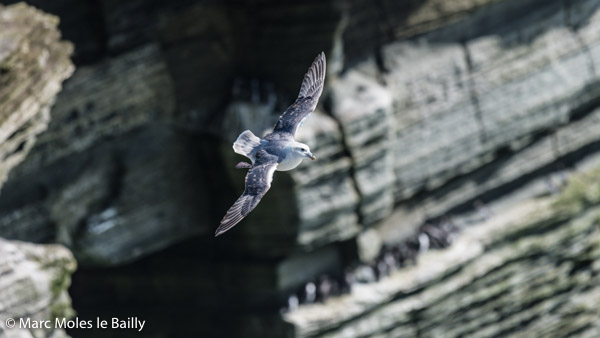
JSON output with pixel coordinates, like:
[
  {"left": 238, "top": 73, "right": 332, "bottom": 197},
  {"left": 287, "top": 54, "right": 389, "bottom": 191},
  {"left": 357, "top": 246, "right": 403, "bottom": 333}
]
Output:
[{"left": 215, "top": 52, "right": 326, "bottom": 237}]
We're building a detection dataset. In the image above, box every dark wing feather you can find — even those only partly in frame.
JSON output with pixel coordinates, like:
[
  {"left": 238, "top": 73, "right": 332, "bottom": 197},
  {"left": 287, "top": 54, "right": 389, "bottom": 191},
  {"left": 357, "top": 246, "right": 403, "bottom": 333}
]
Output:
[
  {"left": 272, "top": 52, "right": 326, "bottom": 136},
  {"left": 215, "top": 150, "right": 278, "bottom": 236}
]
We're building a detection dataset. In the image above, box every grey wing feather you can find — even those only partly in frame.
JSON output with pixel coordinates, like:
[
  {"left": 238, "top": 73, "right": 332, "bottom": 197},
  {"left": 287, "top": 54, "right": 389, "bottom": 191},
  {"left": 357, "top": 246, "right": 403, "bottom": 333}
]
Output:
[
  {"left": 272, "top": 52, "right": 326, "bottom": 136},
  {"left": 215, "top": 150, "right": 278, "bottom": 236},
  {"left": 299, "top": 52, "right": 326, "bottom": 99}
]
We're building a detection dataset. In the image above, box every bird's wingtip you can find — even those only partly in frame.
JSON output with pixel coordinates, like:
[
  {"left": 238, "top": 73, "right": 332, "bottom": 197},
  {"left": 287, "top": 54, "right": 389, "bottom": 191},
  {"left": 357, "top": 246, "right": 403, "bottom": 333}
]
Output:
[
  {"left": 214, "top": 224, "right": 223, "bottom": 237},
  {"left": 215, "top": 227, "right": 226, "bottom": 237}
]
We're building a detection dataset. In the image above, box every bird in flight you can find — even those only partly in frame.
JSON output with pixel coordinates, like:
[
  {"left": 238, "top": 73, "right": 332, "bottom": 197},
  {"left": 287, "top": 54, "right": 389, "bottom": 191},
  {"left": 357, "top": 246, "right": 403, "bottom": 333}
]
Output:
[{"left": 216, "top": 52, "right": 326, "bottom": 237}]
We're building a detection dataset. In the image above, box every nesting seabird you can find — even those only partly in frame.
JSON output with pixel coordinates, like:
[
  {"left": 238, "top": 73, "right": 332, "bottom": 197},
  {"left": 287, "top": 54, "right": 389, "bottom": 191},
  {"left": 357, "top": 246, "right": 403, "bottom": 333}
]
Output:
[{"left": 215, "top": 52, "right": 326, "bottom": 237}]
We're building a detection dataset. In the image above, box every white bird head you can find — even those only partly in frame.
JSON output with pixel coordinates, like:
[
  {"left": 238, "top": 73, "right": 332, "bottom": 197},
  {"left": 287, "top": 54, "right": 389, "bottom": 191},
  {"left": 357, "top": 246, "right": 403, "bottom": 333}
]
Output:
[{"left": 293, "top": 142, "right": 316, "bottom": 161}]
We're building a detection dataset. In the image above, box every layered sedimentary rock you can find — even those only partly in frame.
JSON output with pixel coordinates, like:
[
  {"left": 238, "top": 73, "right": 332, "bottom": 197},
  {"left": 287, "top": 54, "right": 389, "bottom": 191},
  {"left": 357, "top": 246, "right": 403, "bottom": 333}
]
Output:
[
  {"left": 0, "top": 0, "right": 595, "bottom": 263},
  {"left": 285, "top": 166, "right": 600, "bottom": 337},
  {"left": 370, "top": 0, "right": 600, "bottom": 237},
  {"left": 0, "top": 4, "right": 75, "bottom": 338}
]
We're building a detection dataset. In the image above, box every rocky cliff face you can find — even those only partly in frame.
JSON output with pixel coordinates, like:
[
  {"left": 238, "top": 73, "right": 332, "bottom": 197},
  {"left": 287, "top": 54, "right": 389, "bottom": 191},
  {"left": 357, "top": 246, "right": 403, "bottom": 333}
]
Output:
[
  {"left": 1, "top": 0, "right": 600, "bottom": 337},
  {"left": 286, "top": 165, "right": 600, "bottom": 337},
  {"left": 0, "top": 3, "right": 75, "bottom": 338}
]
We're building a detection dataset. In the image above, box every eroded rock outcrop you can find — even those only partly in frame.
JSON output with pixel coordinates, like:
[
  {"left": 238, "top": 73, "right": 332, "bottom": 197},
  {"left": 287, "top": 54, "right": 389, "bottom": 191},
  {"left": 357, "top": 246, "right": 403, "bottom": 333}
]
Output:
[
  {"left": 0, "top": 3, "right": 73, "bottom": 189},
  {"left": 0, "top": 4, "right": 75, "bottom": 338}
]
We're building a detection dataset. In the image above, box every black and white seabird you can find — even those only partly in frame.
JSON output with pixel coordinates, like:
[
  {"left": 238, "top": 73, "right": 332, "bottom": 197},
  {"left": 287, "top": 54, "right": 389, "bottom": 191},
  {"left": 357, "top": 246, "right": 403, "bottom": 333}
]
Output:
[{"left": 215, "top": 52, "right": 326, "bottom": 237}]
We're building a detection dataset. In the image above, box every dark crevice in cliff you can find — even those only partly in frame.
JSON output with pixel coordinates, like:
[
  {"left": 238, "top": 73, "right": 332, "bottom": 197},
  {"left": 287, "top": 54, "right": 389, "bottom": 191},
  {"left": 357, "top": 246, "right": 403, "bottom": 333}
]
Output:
[
  {"left": 321, "top": 96, "right": 366, "bottom": 228},
  {"left": 441, "top": 137, "right": 600, "bottom": 219},
  {"left": 492, "top": 218, "right": 570, "bottom": 249},
  {"left": 569, "top": 257, "right": 594, "bottom": 276},
  {"left": 3, "top": 140, "right": 26, "bottom": 161},
  {"left": 564, "top": 323, "right": 596, "bottom": 338},
  {"left": 460, "top": 41, "right": 487, "bottom": 144},
  {"left": 373, "top": 0, "right": 397, "bottom": 44},
  {"left": 373, "top": 46, "right": 388, "bottom": 75},
  {"left": 567, "top": 83, "right": 600, "bottom": 123},
  {"left": 5, "top": 121, "right": 30, "bottom": 142}
]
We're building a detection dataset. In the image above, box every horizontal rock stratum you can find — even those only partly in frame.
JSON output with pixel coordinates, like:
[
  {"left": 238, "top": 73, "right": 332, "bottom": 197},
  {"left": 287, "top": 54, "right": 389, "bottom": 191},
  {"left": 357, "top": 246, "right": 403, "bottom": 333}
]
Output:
[{"left": 285, "top": 166, "right": 600, "bottom": 337}]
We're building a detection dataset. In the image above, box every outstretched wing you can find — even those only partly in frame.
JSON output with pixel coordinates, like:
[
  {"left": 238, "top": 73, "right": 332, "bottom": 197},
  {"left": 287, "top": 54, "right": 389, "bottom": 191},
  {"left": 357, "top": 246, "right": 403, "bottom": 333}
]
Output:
[
  {"left": 272, "top": 52, "right": 326, "bottom": 136},
  {"left": 215, "top": 150, "right": 279, "bottom": 236}
]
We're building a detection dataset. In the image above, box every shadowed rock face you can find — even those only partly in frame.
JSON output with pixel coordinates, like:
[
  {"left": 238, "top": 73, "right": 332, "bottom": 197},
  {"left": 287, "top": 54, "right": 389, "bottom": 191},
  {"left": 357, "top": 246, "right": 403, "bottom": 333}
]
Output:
[
  {"left": 2, "top": 0, "right": 600, "bottom": 336},
  {"left": 0, "top": 4, "right": 75, "bottom": 338}
]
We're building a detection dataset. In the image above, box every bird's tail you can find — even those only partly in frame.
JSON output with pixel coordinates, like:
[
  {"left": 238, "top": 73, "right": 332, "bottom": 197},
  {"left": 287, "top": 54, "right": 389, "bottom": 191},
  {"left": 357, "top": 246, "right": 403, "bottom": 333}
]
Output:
[{"left": 233, "top": 130, "right": 261, "bottom": 159}]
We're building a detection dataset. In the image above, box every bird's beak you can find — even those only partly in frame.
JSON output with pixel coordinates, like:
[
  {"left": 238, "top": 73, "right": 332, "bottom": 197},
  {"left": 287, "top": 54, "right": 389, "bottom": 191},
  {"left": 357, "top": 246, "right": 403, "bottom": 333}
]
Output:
[{"left": 308, "top": 152, "right": 316, "bottom": 161}]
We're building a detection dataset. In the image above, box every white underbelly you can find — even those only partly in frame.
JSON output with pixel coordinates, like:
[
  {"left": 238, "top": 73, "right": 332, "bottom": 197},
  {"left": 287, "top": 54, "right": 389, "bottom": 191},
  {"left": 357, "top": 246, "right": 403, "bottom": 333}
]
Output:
[{"left": 276, "top": 156, "right": 303, "bottom": 171}]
